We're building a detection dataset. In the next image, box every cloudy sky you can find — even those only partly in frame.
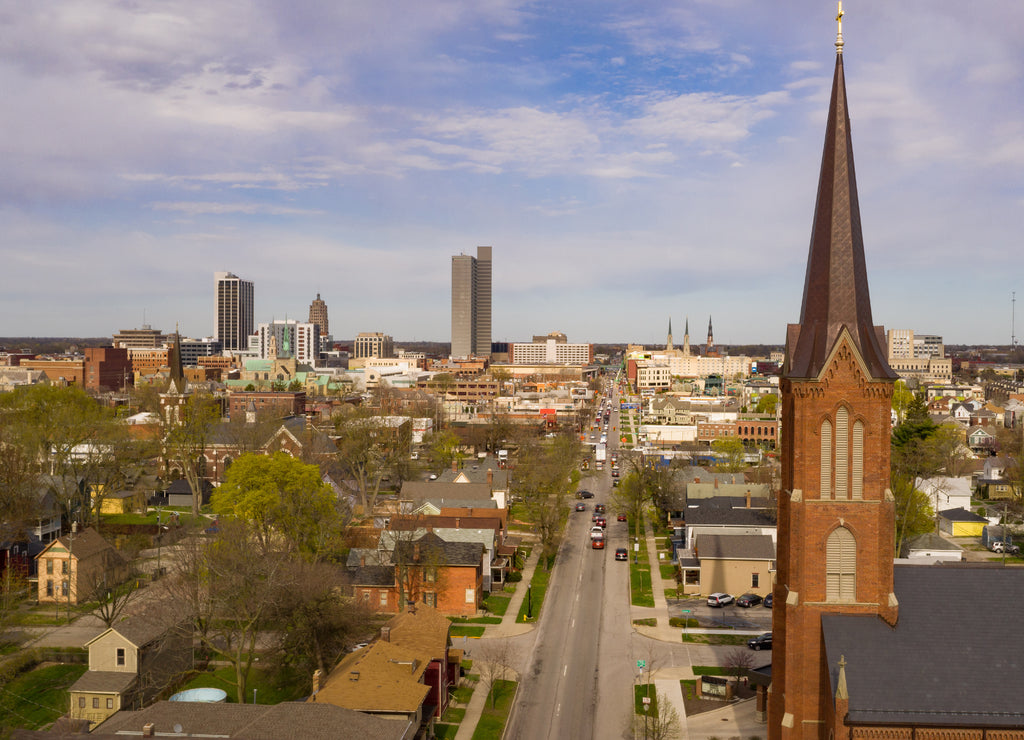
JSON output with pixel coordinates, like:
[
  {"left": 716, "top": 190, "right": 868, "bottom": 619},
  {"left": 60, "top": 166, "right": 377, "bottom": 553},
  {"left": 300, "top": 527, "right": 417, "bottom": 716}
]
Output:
[{"left": 1, "top": 1, "right": 1021, "bottom": 346}]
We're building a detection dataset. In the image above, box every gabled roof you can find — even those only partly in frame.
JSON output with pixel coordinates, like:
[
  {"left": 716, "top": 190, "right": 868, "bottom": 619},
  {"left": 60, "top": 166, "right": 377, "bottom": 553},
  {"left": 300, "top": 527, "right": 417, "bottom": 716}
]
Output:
[
  {"left": 901, "top": 532, "right": 963, "bottom": 555},
  {"left": 86, "top": 614, "right": 188, "bottom": 650},
  {"left": 399, "top": 481, "right": 494, "bottom": 501},
  {"left": 823, "top": 565, "right": 1024, "bottom": 727},
  {"left": 393, "top": 532, "right": 484, "bottom": 567},
  {"left": 313, "top": 640, "right": 430, "bottom": 713},
  {"left": 783, "top": 50, "right": 894, "bottom": 382},
  {"left": 685, "top": 498, "right": 776, "bottom": 528},
  {"left": 69, "top": 670, "right": 137, "bottom": 694},
  {"left": 385, "top": 602, "right": 451, "bottom": 659},
  {"left": 695, "top": 534, "right": 775, "bottom": 561},
  {"left": 937, "top": 507, "right": 988, "bottom": 523},
  {"left": 38, "top": 527, "right": 122, "bottom": 564},
  {"left": 349, "top": 565, "right": 396, "bottom": 587}
]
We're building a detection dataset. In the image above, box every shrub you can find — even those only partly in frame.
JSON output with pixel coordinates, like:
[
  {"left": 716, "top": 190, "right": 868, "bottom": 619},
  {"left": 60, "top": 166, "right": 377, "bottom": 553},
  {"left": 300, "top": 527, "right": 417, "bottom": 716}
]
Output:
[{"left": 506, "top": 571, "right": 523, "bottom": 583}]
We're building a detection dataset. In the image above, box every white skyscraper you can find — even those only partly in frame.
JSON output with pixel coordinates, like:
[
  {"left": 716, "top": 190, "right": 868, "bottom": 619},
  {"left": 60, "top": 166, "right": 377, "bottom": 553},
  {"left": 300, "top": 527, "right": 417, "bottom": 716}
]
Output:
[{"left": 214, "top": 272, "right": 254, "bottom": 352}]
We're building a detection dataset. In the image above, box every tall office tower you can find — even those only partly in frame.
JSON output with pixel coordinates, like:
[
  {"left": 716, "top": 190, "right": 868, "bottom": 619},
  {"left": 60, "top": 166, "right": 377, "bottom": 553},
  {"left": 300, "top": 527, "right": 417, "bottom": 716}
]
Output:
[
  {"left": 214, "top": 272, "right": 254, "bottom": 352},
  {"left": 308, "top": 293, "right": 329, "bottom": 336},
  {"left": 451, "top": 246, "right": 492, "bottom": 358}
]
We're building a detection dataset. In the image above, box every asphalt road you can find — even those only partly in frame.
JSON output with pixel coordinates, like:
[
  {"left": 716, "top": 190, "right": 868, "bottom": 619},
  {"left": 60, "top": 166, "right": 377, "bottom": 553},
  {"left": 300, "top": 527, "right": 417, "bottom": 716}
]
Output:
[{"left": 506, "top": 385, "right": 638, "bottom": 740}]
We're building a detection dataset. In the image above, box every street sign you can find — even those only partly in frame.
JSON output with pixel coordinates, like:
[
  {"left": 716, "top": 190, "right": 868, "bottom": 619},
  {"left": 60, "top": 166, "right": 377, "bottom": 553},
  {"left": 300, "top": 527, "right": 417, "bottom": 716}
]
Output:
[
  {"left": 681, "top": 609, "right": 691, "bottom": 613},
  {"left": 637, "top": 660, "right": 646, "bottom": 668}
]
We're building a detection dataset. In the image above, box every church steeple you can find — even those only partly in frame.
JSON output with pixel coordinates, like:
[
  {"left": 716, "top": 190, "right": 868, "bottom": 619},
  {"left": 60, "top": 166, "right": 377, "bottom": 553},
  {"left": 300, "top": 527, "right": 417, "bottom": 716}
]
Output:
[
  {"left": 784, "top": 12, "right": 894, "bottom": 382},
  {"left": 706, "top": 316, "right": 714, "bottom": 355},
  {"left": 682, "top": 317, "right": 690, "bottom": 356},
  {"left": 666, "top": 317, "right": 673, "bottom": 351}
]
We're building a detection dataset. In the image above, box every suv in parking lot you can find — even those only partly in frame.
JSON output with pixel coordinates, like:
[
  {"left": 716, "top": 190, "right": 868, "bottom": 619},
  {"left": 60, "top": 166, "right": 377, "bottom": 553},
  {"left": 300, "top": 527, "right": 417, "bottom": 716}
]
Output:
[
  {"left": 707, "top": 592, "right": 734, "bottom": 607},
  {"left": 747, "top": 632, "right": 772, "bottom": 650}
]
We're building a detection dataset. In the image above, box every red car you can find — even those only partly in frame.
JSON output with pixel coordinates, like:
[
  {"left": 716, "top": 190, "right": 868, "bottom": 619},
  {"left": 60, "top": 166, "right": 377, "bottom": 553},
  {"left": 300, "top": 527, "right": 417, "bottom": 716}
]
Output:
[
  {"left": 617, "top": 513, "right": 627, "bottom": 522},
  {"left": 592, "top": 538, "right": 606, "bottom": 549},
  {"left": 595, "top": 517, "right": 607, "bottom": 528}
]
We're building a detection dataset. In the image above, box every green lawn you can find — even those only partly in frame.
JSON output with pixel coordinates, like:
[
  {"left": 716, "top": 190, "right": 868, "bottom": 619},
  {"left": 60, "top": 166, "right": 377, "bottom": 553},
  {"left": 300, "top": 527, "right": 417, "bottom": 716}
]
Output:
[
  {"left": 630, "top": 563, "right": 654, "bottom": 607},
  {"left": 483, "top": 593, "right": 510, "bottom": 616},
  {"left": 634, "top": 683, "right": 658, "bottom": 715},
  {"left": 434, "top": 723, "right": 460, "bottom": 739},
  {"left": 471, "top": 679, "right": 517, "bottom": 740},
  {"left": 516, "top": 556, "right": 554, "bottom": 623},
  {"left": 681, "top": 633, "right": 749, "bottom": 645},
  {"left": 178, "top": 665, "right": 305, "bottom": 704},
  {"left": 691, "top": 665, "right": 727, "bottom": 675},
  {"left": 659, "top": 562, "right": 676, "bottom": 580},
  {"left": 0, "top": 663, "right": 87, "bottom": 730},
  {"left": 449, "top": 625, "right": 486, "bottom": 638}
]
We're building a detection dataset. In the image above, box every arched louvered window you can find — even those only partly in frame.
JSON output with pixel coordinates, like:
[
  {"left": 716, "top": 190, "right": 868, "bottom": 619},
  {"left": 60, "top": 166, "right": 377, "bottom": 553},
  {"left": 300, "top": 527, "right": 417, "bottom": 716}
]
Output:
[
  {"left": 852, "top": 420, "right": 864, "bottom": 500},
  {"left": 820, "top": 419, "right": 832, "bottom": 499},
  {"left": 835, "top": 407, "right": 849, "bottom": 499},
  {"left": 826, "top": 527, "right": 856, "bottom": 602}
]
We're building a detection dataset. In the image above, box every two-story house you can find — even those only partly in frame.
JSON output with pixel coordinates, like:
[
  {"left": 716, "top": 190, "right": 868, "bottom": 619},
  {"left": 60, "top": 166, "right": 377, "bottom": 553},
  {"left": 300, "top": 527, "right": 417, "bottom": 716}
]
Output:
[{"left": 35, "top": 527, "right": 127, "bottom": 605}]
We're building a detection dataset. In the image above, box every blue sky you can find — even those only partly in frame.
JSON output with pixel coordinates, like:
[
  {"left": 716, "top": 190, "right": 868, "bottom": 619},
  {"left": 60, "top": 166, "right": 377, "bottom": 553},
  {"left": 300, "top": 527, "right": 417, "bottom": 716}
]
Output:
[{"left": 1, "top": 1, "right": 1021, "bottom": 346}]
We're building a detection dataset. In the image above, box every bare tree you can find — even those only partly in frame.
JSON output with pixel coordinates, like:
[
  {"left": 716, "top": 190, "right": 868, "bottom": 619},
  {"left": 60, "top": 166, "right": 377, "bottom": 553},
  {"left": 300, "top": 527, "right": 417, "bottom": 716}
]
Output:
[
  {"left": 723, "top": 647, "right": 758, "bottom": 688},
  {"left": 630, "top": 689, "right": 682, "bottom": 740},
  {"left": 89, "top": 571, "right": 142, "bottom": 628},
  {"left": 164, "top": 394, "right": 221, "bottom": 516},
  {"left": 331, "top": 409, "right": 408, "bottom": 515},
  {"left": 476, "top": 639, "right": 520, "bottom": 708}
]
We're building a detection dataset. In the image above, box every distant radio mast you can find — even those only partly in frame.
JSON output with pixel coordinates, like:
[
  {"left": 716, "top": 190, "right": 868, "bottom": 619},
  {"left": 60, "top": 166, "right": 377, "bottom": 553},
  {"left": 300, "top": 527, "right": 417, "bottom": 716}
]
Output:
[{"left": 1013, "top": 291, "right": 1017, "bottom": 348}]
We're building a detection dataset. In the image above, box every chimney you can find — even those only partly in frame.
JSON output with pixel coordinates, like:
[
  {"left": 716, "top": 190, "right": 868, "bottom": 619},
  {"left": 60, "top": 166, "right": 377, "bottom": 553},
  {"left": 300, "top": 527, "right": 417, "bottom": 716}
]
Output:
[
  {"left": 745, "top": 491, "right": 751, "bottom": 508},
  {"left": 413, "top": 544, "right": 420, "bottom": 562},
  {"left": 360, "top": 555, "right": 366, "bottom": 567},
  {"left": 142, "top": 724, "right": 155, "bottom": 738},
  {"left": 349, "top": 671, "right": 360, "bottom": 681},
  {"left": 381, "top": 626, "right": 391, "bottom": 642},
  {"left": 487, "top": 469, "right": 493, "bottom": 485},
  {"left": 694, "top": 476, "right": 700, "bottom": 484},
  {"left": 452, "top": 459, "right": 458, "bottom": 472},
  {"left": 312, "top": 669, "right": 323, "bottom": 694},
  {"left": 714, "top": 478, "right": 719, "bottom": 489}
]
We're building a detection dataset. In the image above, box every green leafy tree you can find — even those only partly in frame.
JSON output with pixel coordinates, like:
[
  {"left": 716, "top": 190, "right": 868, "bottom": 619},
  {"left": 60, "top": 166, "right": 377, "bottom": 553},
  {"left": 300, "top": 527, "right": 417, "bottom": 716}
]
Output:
[
  {"left": 213, "top": 452, "right": 342, "bottom": 560},
  {"left": 425, "top": 429, "right": 463, "bottom": 473},
  {"left": 711, "top": 437, "right": 746, "bottom": 473},
  {"left": 891, "top": 380, "right": 914, "bottom": 424},
  {"left": 512, "top": 436, "right": 580, "bottom": 563},
  {"left": 892, "top": 476, "right": 936, "bottom": 552},
  {"left": 754, "top": 394, "right": 778, "bottom": 415}
]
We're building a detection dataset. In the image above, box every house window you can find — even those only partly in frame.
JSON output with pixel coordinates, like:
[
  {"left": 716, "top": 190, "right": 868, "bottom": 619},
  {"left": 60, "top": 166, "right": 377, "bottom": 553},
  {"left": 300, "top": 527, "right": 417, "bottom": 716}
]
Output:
[
  {"left": 425, "top": 568, "right": 436, "bottom": 583},
  {"left": 78, "top": 697, "right": 86, "bottom": 709},
  {"left": 116, "top": 648, "right": 125, "bottom": 666},
  {"left": 46, "top": 560, "right": 53, "bottom": 575},
  {"left": 61, "top": 560, "right": 68, "bottom": 574},
  {"left": 92, "top": 698, "right": 99, "bottom": 709},
  {"left": 751, "top": 573, "right": 759, "bottom": 588},
  {"left": 106, "top": 698, "right": 114, "bottom": 709},
  {"left": 379, "top": 591, "right": 388, "bottom": 607},
  {"left": 61, "top": 581, "right": 69, "bottom": 597},
  {"left": 46, "top": 580, "right": 53, "bottom": 597},
  {"left": 425, "top": 592, "right": 436, "bottom": 607},
  {"left": 826, "top": 527, "right": 856, "bottom": 603},
  {"left": 362, "top": 591, "right": 370, "bottom": 604},
  {"left": 465, "top": 588, "right": 475, "bottom": 604}
]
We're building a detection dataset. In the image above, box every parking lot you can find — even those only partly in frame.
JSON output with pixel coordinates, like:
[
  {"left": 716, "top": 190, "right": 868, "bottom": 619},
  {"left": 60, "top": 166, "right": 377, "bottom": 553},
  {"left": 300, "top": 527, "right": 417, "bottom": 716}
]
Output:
[{"left": 668, "top": 595, "right": 774, "bottom": 631}]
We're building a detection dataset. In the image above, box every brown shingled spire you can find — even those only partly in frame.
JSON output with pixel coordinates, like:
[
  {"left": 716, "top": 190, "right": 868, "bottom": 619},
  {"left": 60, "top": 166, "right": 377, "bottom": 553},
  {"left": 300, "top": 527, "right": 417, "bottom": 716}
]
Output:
[{"left": 783, "top": 51, "right": 895, "bottom": 381}]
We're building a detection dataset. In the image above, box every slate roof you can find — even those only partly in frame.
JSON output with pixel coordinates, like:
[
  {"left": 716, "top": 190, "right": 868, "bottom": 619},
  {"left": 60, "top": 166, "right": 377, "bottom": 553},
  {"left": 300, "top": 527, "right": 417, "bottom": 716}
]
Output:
[
  {"left": 96, "top": 700, "right": 412, "bottom": 739},
  {"left": 685, "top": 498, "right": 776, "bottom": 528},
  {"left": 349, "top": 565, "right": 396, "bottom": 587},
  {"left": 901, "top": 532, "right": 963, "bottom": 555},
  {"left": 822, "top": 565, "right": 1024, "bottom": 727},
  {"left": 783, "top": 52, "right": 895, "bottom": 382},
  {"left": 695, "top": 534, "right": 775, "bottom": 561},
  {"left": 393, "top": 532, "right": 484, "bottom": 567}
]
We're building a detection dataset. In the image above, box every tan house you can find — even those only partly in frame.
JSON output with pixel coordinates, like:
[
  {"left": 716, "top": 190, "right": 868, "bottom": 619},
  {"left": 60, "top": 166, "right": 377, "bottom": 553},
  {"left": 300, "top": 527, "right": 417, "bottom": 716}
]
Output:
[
  {"left": 694, "top": 534, "right": 775, "bottom": 597},
  {"left": 70, "top": 616, "right": 191, "bottom": 727},
  {"left": 35, "top": 528, "right": 127, "bottom": 605}
]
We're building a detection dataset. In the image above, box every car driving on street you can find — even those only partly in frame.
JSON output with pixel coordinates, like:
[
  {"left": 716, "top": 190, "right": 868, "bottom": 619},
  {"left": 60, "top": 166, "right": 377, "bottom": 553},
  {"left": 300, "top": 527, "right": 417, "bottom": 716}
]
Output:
[{"left": 747, "top": 632, "right": 772, "bottom": 650}]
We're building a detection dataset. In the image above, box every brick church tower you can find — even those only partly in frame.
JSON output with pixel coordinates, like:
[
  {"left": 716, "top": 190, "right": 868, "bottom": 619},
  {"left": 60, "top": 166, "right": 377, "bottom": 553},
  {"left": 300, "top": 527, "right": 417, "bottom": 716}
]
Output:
[{"left": 769, "top": 7, "right": 900, "bottom": 739}]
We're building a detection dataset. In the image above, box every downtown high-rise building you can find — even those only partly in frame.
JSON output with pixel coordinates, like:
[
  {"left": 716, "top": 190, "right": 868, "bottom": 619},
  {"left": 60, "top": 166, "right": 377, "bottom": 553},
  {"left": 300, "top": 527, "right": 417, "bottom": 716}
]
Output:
[
  {"left": 214, "top": 271, "right": 254, "bottom": 352},
  {"left": 308, "top": 293, "right": 329, "bottom": 336},
  {"left": 450, "top": 246, "right": 492, "bottom": 358}
]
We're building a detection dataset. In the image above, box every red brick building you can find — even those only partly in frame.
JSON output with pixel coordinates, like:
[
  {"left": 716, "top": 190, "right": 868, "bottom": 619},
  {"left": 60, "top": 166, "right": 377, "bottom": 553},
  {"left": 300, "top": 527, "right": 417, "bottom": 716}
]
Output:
[{"left": 84, "top": 347, "right": 131, "bottom": 392}]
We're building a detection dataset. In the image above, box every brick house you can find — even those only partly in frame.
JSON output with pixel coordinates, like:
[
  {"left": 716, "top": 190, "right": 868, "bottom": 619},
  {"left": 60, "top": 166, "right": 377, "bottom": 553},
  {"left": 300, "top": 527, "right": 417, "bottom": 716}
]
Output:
[{"left": 35, "top": 528, "right": 127, "bottom": 605}]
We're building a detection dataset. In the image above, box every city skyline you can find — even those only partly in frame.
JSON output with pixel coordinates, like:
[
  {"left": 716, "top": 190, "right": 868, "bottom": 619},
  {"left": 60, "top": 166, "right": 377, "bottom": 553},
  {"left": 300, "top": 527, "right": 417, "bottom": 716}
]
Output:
[{"left": 1, "top": 2, "right": 1021, "bottom": 345}]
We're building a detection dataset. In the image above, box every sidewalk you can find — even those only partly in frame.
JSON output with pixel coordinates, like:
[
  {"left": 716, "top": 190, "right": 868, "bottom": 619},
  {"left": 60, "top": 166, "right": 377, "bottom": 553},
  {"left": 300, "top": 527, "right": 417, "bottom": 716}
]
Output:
[
  {"left": 629, "top": 510, "right": 679, "bottom": 642},
  {"left": 454, "top": 544, "right": 539, "bottom": 740}
]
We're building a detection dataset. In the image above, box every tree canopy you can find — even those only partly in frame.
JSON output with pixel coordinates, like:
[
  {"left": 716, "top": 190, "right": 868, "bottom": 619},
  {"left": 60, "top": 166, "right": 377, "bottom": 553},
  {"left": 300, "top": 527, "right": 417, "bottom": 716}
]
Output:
[{"left": 213, "top": 452, "right": 342, "bottom": 559}]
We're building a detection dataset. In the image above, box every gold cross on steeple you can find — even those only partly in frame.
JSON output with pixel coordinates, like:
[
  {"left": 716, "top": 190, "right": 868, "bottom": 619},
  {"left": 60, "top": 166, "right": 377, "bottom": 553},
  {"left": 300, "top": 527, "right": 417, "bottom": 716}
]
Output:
[{"left": 835, "top": 1, "right": 845, "bottom": 53}]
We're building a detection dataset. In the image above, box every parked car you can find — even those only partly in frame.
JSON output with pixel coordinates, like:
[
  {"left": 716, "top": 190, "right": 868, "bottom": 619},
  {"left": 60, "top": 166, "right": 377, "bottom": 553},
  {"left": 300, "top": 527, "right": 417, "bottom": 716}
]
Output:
[
  {"left": 575, "top": 502, "right": 586, "bottom": 512},
  {"left": 577, "top": 490, "right": 594, "bottom": 499},
  {"left": 592, "top": 537, "right": 606, "bottom": 549},
  {"left": 590, "top": 526, "right": 605, "bottom": 540},
  {"left": 990, "top": 540, "right": 1020, "bottom": 555},
  {"left": 707, "top": 593, "right": 734, "bottom": 607},
  {"left": 763, "top": 593, "right": 773, "bottom": 608},
  {"left": 747, "top": 632, "right": 772, "bottom": 650},
  {"left": 615, "top": 547, "right": 628, "bottom": 561},
  {"left": 736, "top": 593, "right": 763, "bottom": 607},
  {"left": 617, "top": 513, "right": 627, "bottom": 522}
]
